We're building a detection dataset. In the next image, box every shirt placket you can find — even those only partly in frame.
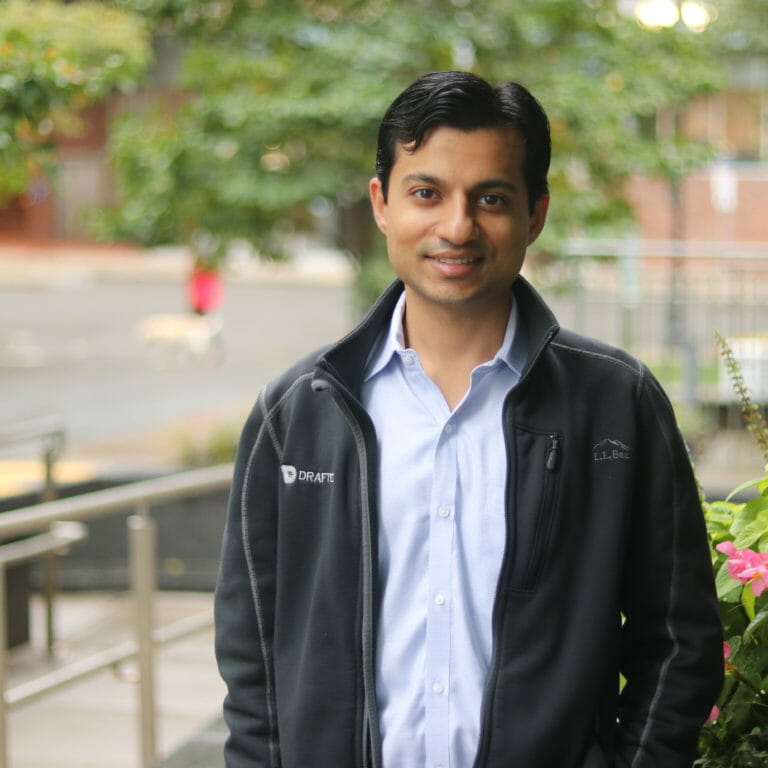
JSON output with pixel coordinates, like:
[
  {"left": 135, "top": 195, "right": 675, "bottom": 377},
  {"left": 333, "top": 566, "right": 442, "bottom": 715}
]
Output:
[{"left": 425, "top": 418, "right": 457, "bottom": 768}]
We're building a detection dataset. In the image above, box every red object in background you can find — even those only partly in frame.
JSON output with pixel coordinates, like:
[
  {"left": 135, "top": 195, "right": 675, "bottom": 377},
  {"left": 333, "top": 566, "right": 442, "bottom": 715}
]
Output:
[{"left": 187, "top": 265, "right": 223, "bottom": 315}]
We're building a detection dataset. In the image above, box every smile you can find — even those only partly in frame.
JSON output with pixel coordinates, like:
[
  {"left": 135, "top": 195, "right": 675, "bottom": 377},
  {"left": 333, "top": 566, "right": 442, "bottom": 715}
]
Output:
[
  {"left": 429, "top": 252, "right": 482, "bottom": 265},
  {"left": 436, "top": 257, "right": 479, "bottom": 264}
]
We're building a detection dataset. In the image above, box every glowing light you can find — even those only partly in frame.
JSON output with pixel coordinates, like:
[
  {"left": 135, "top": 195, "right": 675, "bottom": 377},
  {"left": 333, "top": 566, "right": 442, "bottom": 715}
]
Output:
[
  {"left": 633, "top": 0, "right": 716, "bottom": 31},
  {"left": 681, "top": 0, "right": 717, "bottom": 32},
  {"left": 634, "top": 0, "right": 679, "bottom": 28}
]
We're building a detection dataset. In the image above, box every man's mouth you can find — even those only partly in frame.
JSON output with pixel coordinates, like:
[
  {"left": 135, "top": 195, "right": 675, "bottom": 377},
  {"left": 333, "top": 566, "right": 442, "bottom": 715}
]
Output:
[
  {"left": 428, "top": 252, "right": 482, "bottom": 265},
  {"left": 435, "top": 256, "right": 479, "bottom": 264}
]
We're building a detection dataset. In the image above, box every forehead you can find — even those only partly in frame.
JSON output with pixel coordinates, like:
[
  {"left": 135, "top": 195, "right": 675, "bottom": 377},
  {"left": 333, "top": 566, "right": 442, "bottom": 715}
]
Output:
[{"left": 392, "top": 125, "right": 526, "bottom": 183}]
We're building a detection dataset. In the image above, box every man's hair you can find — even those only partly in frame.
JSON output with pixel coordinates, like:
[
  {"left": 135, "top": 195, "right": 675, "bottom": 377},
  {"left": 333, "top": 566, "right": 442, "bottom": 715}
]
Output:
[{"left": 375, "top": 71, "right": 551, "bottom": 212}]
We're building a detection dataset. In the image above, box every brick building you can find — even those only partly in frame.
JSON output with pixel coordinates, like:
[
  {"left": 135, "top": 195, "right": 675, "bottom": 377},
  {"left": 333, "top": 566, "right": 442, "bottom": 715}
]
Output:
[{"left": 629, "top": 59, "right": 768, "bottom": 245}]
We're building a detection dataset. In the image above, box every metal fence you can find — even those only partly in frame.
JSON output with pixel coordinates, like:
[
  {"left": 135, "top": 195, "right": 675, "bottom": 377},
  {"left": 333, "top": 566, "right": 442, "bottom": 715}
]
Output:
[{"left": 531, "top": 240, "right": 768, "bottom": 407}]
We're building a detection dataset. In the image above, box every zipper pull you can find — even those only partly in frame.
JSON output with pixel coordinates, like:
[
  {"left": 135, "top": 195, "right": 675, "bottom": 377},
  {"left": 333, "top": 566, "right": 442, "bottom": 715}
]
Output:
[{"left": 546, "top": 434, "right": 561, "bottom": 471}]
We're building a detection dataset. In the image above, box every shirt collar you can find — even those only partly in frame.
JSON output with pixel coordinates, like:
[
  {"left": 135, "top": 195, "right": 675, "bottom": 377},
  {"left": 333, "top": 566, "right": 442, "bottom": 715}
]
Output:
[{"left": 363, "top": 289, "right": 525, "bottom": 382}]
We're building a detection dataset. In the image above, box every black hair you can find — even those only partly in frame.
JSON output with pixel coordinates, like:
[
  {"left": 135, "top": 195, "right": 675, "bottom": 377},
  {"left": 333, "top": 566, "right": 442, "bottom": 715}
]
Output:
[{"left": 375, "top": 71, "right": 551, "bottom": 212}]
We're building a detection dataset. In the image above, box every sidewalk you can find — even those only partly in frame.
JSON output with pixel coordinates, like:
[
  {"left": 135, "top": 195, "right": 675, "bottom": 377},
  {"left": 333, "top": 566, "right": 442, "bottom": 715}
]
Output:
[
  {"left": 7, "top": 591, "right": 225, "bottom": 768},
  {"left": 0, "top": 240, "right": 353, "bottom": 288}
]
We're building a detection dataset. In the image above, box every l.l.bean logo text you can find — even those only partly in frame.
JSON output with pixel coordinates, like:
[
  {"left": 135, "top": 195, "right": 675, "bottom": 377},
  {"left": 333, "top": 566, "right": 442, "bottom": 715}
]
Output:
[{"left": 592, "top": 438, "right": 632, "bottom": 462}]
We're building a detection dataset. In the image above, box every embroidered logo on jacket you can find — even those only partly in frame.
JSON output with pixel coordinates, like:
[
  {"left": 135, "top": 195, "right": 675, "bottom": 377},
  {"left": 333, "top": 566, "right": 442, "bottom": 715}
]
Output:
[
  {"left": 592, "top": 438, "right": 632, "bottom": 462},
  {"left": 280, "top": 464, "right": 335, "bottom": 485}
]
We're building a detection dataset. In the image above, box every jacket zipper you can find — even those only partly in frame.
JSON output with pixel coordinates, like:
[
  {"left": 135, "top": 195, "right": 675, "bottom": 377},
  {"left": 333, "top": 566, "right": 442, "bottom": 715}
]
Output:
[
  {"left": 473, "top": 403, "right": 518, "bottom": 768},
  {"left": 321, "top": 377, "right": 382, "bottom": 768},
  {"left": 546, "top": 434, "right": 561, "bottom": 471},
  {"left": 474, "top": 424, "right": 563, "bottom": 766}
]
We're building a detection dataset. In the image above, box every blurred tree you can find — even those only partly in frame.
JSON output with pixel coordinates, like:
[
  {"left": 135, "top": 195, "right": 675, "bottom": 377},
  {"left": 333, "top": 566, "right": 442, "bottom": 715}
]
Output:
[
  {"left": 712, "top": 0, "right": 768, "bottom": 57},
  {"left": 0, "top": 0, "right": 151, "bottom": 205},
  {"left": 100, "top": 0, "right": 736, "bottom": 273}
]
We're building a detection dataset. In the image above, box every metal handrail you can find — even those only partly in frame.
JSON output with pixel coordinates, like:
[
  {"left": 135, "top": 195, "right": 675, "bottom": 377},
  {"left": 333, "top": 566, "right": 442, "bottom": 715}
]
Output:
[
  {"left": 0, "top": 414, "right": 66, "bottom": 447},
  {"left": 0, "top": 415, "right": 68, "bottom": 659},
  {"left": 0, "top": 463, "right": 232, "bottom": 541},
  {"left": 0, "top": 463, "right": 233, "bottom": 768},
  {"left": 0, "top": 415, "right": 66, "bottom": 503}
]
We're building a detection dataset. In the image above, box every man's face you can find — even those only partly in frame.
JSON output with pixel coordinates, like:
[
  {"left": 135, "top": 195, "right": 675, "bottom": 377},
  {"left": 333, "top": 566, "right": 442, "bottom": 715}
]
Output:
[{"left": 369, "top": 125, "right": 548, "bottom": 316}]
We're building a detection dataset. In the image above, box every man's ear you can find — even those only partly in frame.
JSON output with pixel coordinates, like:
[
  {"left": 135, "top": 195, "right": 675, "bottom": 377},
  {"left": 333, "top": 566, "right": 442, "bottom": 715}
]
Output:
[
  {"left": 369, "top": 177, "right": 388, "bottom": 235},
  {"left": 527, "top": 195, "right": 549, "bottom": 246}
]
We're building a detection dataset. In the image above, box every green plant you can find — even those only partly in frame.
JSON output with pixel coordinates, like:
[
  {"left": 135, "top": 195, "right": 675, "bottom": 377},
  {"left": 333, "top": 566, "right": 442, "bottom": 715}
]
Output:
[
  {"left": 696, "top": 334, "right": 768, "bottom": 766},
  {"left": 0, "top": 0, "right": 150, "bottom": 203},
  {"left": 178, "top": 422, "right": 239, "bottom": 467}
]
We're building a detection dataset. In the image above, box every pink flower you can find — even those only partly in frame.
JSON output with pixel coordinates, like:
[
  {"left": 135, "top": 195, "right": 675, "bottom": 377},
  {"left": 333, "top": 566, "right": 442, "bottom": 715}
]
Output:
[
  {"left": 723, "top": 642, "right": 731, "bottom": 660},
  {"left": 707, "top": 705, "right": 720, "bottom": 722},
  {"left": 716, "top": 541, "right": 768, "bottom": 596}
]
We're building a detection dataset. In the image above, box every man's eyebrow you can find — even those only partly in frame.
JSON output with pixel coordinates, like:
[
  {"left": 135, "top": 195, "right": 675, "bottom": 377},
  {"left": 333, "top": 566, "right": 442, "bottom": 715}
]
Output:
[
  {"left": 474, "top": 179, "right": 520, "bottom": 194},
  {"left": 401, "top": 173, "right": 441, "bottom": 186},
  {"left": 400, "top": 173, "right": 520, "bottom": 194}
]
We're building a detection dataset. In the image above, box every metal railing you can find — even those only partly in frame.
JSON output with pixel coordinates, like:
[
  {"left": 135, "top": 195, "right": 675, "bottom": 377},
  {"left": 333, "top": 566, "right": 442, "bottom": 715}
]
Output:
[
  {"left": 0, "top": 463, "right": 233, "bottom": 768},
  {"left": 0, "top": 415, "right": 66, "bottom": 503},
  {"left": 0, "top": 415, "right": 67, "bottom": 656},
  {"left": 531, "top": 244, "right": 768, "bottom": 407}
]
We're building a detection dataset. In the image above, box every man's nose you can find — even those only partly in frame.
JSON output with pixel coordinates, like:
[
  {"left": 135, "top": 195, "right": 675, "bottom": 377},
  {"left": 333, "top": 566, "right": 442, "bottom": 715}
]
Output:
[{"left": 436, "top": 197, "right": 476, "bottom": 244}]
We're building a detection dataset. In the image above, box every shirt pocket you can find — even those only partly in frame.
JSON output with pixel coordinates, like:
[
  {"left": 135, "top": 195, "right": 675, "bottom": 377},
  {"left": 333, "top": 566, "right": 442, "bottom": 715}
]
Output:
[{"left": 507, "top": 427, "right": 562, "bottom": 593}]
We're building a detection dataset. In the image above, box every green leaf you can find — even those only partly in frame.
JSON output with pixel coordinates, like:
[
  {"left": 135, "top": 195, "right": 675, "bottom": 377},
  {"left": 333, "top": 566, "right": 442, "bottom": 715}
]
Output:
[
  {"left": 744, "top": 609, "right": 768, "bottom": 643},
  {"left": 717, "top": 560, "right": 742, "bottom": 601},
  {"left": 742, "top": 585, "right": 757, "bottom": 622},
  {"left": 733, "top": 518, "right": 768, "bottom": 549},
  {"left": 726, "top": 476, "right": 768, "bottom": 503},
  {"left": 705, "top": 502, "right": 738, "bottom": 526},
  {"left": 731, "top": 503, "right": 758, "bottom": 538}
]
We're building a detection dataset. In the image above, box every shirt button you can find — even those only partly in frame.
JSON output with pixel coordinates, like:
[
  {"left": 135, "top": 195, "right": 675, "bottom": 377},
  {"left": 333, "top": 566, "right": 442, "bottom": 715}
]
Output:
[
  {"left": 438, "top": 506, "right": 451, "bottom": 518},
  {"left": 432, "top": 682, "right": 445, "bottom": 695},
  {"left": 444, "top": 423, "right": 455, "bottom": 435},
  {"left": 402, "top": 353, "right": 415, "bottom": 366},
  {"left": 434, "top": 593, "right": 446, "bottom": 606}
]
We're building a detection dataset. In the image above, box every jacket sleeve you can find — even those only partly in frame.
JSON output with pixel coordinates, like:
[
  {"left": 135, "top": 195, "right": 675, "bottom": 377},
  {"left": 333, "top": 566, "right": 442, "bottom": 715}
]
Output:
[
  {"left": 616, "top": 368, "right": 723, "bottom": 768},
  {"left": 214, "top": 390, "right": 282, "bottom": 768}
]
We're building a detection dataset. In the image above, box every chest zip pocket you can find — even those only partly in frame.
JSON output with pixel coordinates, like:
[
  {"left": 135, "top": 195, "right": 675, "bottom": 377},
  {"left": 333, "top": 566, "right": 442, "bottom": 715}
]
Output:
[{"left": 512, "top": 431, "right": 562, "bottom": 593}]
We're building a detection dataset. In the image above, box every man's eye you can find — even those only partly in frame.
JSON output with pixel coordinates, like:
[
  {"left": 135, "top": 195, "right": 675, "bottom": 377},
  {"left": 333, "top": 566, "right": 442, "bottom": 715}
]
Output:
[
  {"left": 478, "top": 193, "right": 505, "bottom": 207},
  {"left": 413, "top": 188, "right": 436, "bottom": 200}
]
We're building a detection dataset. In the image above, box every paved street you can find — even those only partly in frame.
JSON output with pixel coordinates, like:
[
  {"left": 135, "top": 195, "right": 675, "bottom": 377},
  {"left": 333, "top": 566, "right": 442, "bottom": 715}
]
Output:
[{"left": 0, "top": 247, "right": 354, "bottom": 476}]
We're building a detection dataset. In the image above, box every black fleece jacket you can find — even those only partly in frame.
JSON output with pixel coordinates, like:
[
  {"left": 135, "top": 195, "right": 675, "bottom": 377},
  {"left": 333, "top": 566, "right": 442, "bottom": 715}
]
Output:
[{"left": 214, "top": 278, "right": 723, "bottom": 768}]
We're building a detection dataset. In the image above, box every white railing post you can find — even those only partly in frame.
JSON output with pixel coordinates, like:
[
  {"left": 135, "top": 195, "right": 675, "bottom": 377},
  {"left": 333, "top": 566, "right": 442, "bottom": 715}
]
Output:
[
  {"left": 0, "top": 564, "right": 8, "bottom": 768},
  {"left": 129, "top": 507, "right": 157, "bottom": 768}
]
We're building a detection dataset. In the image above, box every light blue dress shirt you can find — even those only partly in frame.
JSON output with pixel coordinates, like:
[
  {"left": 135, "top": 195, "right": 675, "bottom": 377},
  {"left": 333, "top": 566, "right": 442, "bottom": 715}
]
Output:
[{"left": 361, "top": 290, "right": 526, "bottom": 768}]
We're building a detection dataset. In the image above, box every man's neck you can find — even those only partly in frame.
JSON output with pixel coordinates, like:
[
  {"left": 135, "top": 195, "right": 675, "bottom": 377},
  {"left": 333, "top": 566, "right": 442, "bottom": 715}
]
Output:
[{"left": 402, "top": 291, "right": 512, "bottom": 410}]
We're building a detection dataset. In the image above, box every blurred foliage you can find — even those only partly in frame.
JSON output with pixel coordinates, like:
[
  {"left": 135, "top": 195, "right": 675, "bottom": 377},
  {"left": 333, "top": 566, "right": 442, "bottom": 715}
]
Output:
[
  {"left": 99, "top": 0, "right": 758, "bottom": 277},
  {"left": 712, "top": 0, "right": 768, "bottom": 57},
  {"left": 178, "top": 420, "right": 239, "bottom": 467},
  {"left": 0, "top": 0, "right": 151, "bottom": 205}
]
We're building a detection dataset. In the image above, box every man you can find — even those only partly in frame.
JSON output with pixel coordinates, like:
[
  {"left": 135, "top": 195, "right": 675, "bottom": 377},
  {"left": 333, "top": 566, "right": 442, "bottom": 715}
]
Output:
[{"left": 215, "top": 71, "right": 723, "bottom": 768}]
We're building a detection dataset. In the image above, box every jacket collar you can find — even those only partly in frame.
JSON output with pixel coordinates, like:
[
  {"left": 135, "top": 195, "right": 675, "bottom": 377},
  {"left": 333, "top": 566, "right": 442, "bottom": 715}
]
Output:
[{"left": 315, "top": 276, "right": 559, "bottom": 397}]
